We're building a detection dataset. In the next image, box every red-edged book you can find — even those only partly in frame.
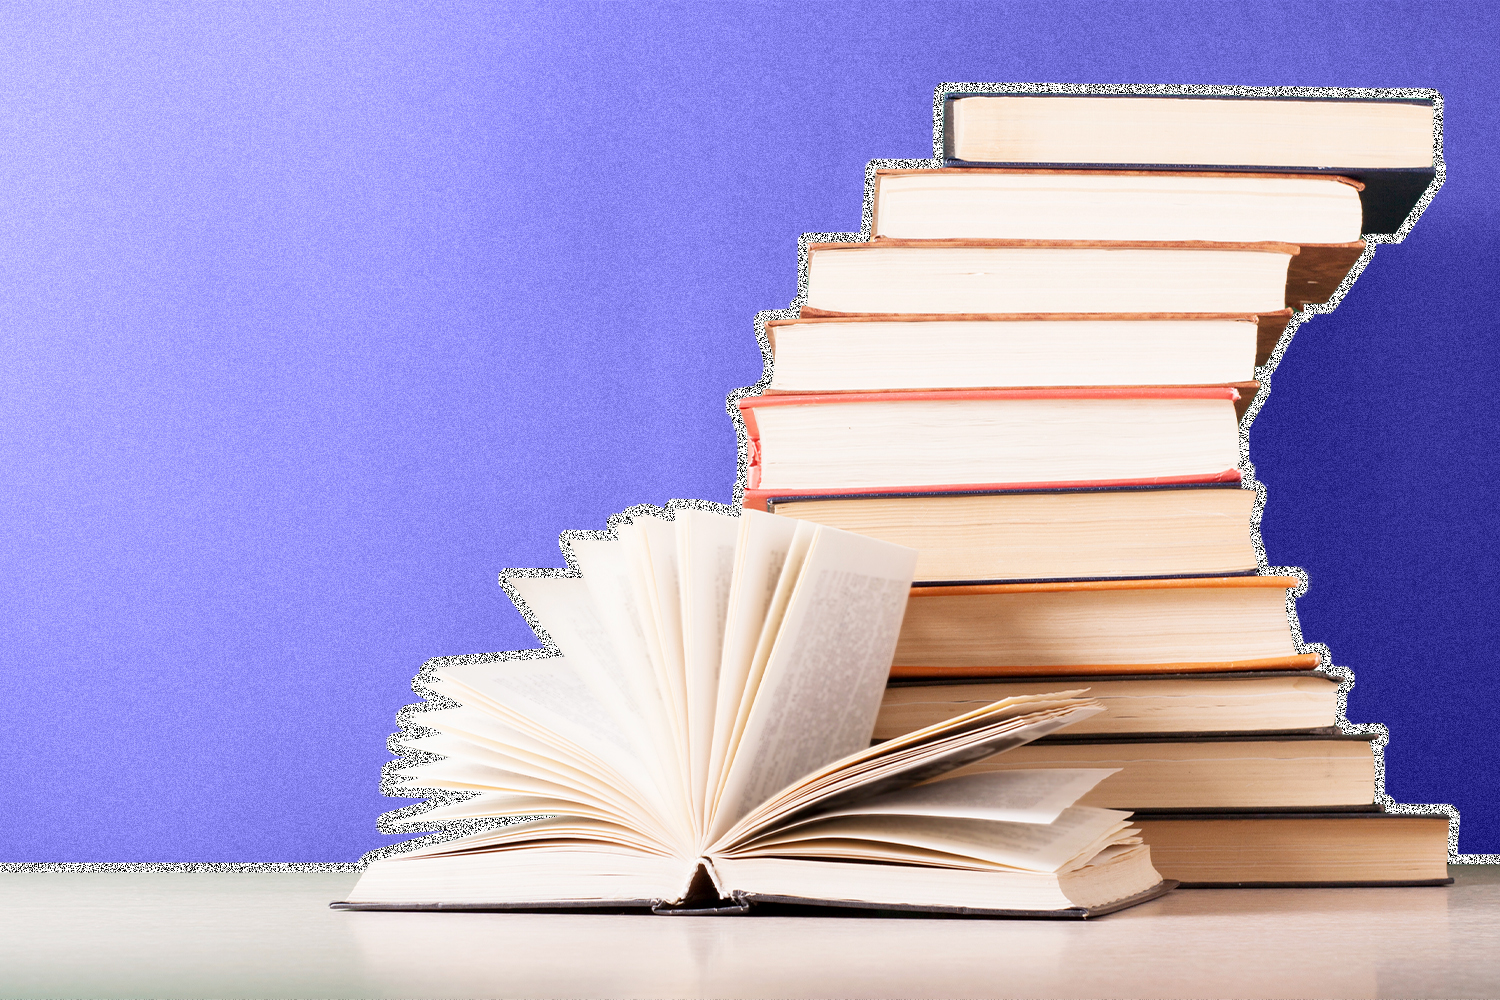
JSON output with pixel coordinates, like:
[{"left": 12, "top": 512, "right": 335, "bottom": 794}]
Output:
[{"left": 739, "top": 387, "right": 1242, "bottom": 510}]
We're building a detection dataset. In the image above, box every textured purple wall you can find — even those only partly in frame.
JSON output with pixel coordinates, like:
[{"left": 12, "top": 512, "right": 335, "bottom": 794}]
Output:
[{"left": 3, "top": 2, "right": 1496, "bottom": 860}]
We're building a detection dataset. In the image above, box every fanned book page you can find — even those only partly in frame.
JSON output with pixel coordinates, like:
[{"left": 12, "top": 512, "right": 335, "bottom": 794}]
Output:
[{"left": 337, "top": 504, "right": 1170, "bottom": 917}]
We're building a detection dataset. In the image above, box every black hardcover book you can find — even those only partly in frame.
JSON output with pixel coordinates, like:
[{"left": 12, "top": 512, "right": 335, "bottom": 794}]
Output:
[{"left": 941, "top": 92, "right": 1438, "bottom": 235}]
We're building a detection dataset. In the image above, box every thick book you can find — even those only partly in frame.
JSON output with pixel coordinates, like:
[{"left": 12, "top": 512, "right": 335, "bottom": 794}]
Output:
[
  {"left": 737, "top": 387, "right": 1242, "bottom": 498},
  {"left": 945, "top": 732, "right": 1376, "bottom": 811},
  {"left": 780, "top": 310, "right": 1296, "bottom": 373},
  {"left": 941, "top": 94, "right": 1437, "bottom": 234},
  {"left": 872, "top": 170, "right": 1364, "bottom": 244},
  {"left": 801, "top": 240, "right": 1364, "bottom": 315},
  {"left": 762, "top": 484, "right": 1258, "bottom": 585},
  {"left": 337, "top": 506, "right": 1169, "bottom": 917},
  {"left": 876, "top": 671, "right": 1341, "bottom": 740},
  {"left": 1130, "top": 812, "right": 1452, "bottom": 887},
  {"left": 892, "top": 576, "right": 1316, "bottom": 679},
  {"left": 764, "top": 313, "right": 1262, "bottom": 393}
]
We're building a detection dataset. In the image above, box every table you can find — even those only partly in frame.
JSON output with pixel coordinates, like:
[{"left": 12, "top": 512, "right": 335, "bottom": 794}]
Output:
[{"left": 2, "top": 866, "right": 1498, "bottom": 999}]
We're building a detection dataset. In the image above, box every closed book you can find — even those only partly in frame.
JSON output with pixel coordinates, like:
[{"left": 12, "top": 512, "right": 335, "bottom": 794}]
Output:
[
  {"left": 1130, "top": 812, "right": 1452, "bottom": 887},
  {"left": 765, "top": 312, "right": 1262, "bottom": 393},
  {"left": 876, "top": 671, "right": 1341, "bottom": 740},
  {"left": 738, "top": 387, "right": 1241, "bottom": 498},
  {"left": 764, "top": 484, "right": 1257, "bottom": 585},
  {"left": 769, "top": 312, "right": 1294, "bottom": 377},
  {"left": 944, "top": 732, "right": 1375, "bottom": 812},
  {"left": 801, "top": 240, "right": 1363, "bottom": 315},
  {"left": 941, "top": 93, "right": 1436, "bottom": 234},
  {"left": 872, "top": 169, "right": 1364, "bottom": 244},
  {"left": 892, "top": 576, "right": 1316, "bottom": 679}
]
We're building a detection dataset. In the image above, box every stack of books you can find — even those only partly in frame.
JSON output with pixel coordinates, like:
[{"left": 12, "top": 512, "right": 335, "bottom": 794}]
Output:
[{"left": 738, "top": 87, "right": 1452, "bottom": 887}]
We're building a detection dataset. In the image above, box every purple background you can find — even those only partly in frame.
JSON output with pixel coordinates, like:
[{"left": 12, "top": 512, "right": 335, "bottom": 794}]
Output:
[{"left": 3, "top": 2, "right": 1497, "bottom": 861}]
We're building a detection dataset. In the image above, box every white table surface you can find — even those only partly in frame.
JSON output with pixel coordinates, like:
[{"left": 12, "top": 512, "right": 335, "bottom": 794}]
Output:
[{"left": 2, "top": 866, "right": 1498, "bottom": 999}]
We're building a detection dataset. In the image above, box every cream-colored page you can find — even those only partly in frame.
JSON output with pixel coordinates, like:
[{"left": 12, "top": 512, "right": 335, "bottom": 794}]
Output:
[
  {"left": 708, "top": 526, "right": 917, "bottom": 843},
  {"left": 732, "top": 806, "right": 1135, "bottom": 873},
  {"left": 676, "top": 508, "right": 741, "bottom": 828},
  {"left": 566, "top": 540, "right": 678, "bottom": 748},
  {"left": 709, "top": 519, "right": 819, "bottom": 823},
  {"left": 394, "top": 815, "right": 679, "bottom": 861},
  {"left": 503, "top": 576, "right": 683, "bottom": 832},
  {"left": 392, "top": 755, "right": 625, "bottom": 827},
  {"left": 626, "top": 517, "right": 689, "bottom": 778},
  {"left": 412, "top": 703, "right": 665, "bottom": 836},
  {"left": 414, "top": 702, "right": 627, "bottom": 798},
  {"left": 703, "top": 509, "right": 803, "bottom": 825},
  {"left": 715, "top": 699, "right": 1102, "bottom": 850},
  {"left": 439, "top": 657, "right": 635, "bottom": 765},
  {"left": 769, "top": 768, "right": 1120, "bottom": 827}
]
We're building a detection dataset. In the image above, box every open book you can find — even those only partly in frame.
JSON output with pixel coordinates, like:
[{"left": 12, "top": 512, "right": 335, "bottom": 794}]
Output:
[{"left": 335, "top": 503, "right": 1171, "bottom": 917}]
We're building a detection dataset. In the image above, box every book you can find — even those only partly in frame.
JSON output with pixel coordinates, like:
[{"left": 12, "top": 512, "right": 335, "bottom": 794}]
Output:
[
  {"left": 337, "top": 505, "right": 1171, "bottom": 916},
  {"left": 762, "top": 484, "right": 1258, "bottom": 585},
  {"left": 1130, "top": 812, "right": 1452, "bottom": 887},
  {"left": 945, "top": 733, "right": 1375, "bottom": 811},
  {"left": 891, "top": 576, "right": 1317, "bottom": 679},
  {"left": 738, "top": 388, "right": 1242, "bottom": 497},
  {"left": 941, "top": 93, "right": 1437, "bottom": 234},
  {"left": 872, "top": 170, "right": 1364, "bottom": 244},
  {"left": 801, "top": 240, "right": 1364, "bottom": 315},
  {"left": 876, "top": 671, "right": 1341, "bottom": 740},
  {"left": 764, "top": 313, "right": 1265, "bottom": 394},
  {"left": 778, "top": 312, "right": 1294, "bottom": 373}
]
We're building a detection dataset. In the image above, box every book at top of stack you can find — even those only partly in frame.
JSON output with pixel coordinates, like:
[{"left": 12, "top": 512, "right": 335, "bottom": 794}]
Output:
[{"left": 737, "top": 87, "right": 1450, "bottom": 889}]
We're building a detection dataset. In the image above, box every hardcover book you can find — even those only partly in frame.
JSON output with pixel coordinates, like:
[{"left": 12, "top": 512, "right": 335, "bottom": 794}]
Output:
[
  {"left": 891, "top": 576, "right": 1317, "bottom": 679},
  {"left": 876, "top": 671, "right": 1342, "bottom": 740},
  {"left": 762, "top": 484, "right": 1259, "bottom": 585},
  {"left": 945, "top": 732, "right": 1378, "bottom": 811},
  {"left": 1131, "top": 812, "right": 1452, "bottom": 886},
  {"left": 738, "top": 387, "right": 1243, "bottom": 497},
  {"left": 940, "top": 92, "right": 1437, "bottom": 234},
  {"left": 871, "top": 170, "right": 1365, "bottom": 244},
  {"left": 801, "top": 239, "right": 1364, "bottom": 315}
]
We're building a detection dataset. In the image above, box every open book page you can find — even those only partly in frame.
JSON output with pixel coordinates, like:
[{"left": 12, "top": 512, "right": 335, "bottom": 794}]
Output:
[
  {"left": 397, "top": 705, "right": 673, "bottom": 842},
  {"left": 391, "top": 747, "right": 672, "bottom": 845},
  {"left": 400, "top": 786, "right": 621, "bottom": 828},
  {"left": 766, "top": 768, "right": 1121, "bottom": 827},
  {"left": 435, "top": 657, "right": 636, "bottom": 766},
  {"left": 392, "top": 815, "right": 684, "bottom": 862},
  {"left": 410, "top": 705, "right": 637, "bottom": 810},
  {"left": 617, "top": 517, "right": 690, "bottom": 791},
  {"left": 396, "top": 731, "right": 656, "bottom": 831},
  {"left": 722, "top": 806, "right": 1138, "bottom": 874},
  {"left": 704, "top": 510, "right": 804, "bottom": 827},
  {"left": 712, "top": 696, "right": 1103, "bottom": 851},
  {"left": 432, "top": 656, "right": 676, "bottom": 829},
  {"left": 709, "top": 519, "right": 820, "bottom": 825},
  {"left": 676, "top": 508, "right": 741, "bottom": 829},
  {"left": 564, "top": 541, "right": 684, "bottom": 799},
  {"left": 504, "top": 575, "right": 688, "bottom": 838},
  {"left": 708, "top": 525, "right": 918, "bottom": 844}
]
